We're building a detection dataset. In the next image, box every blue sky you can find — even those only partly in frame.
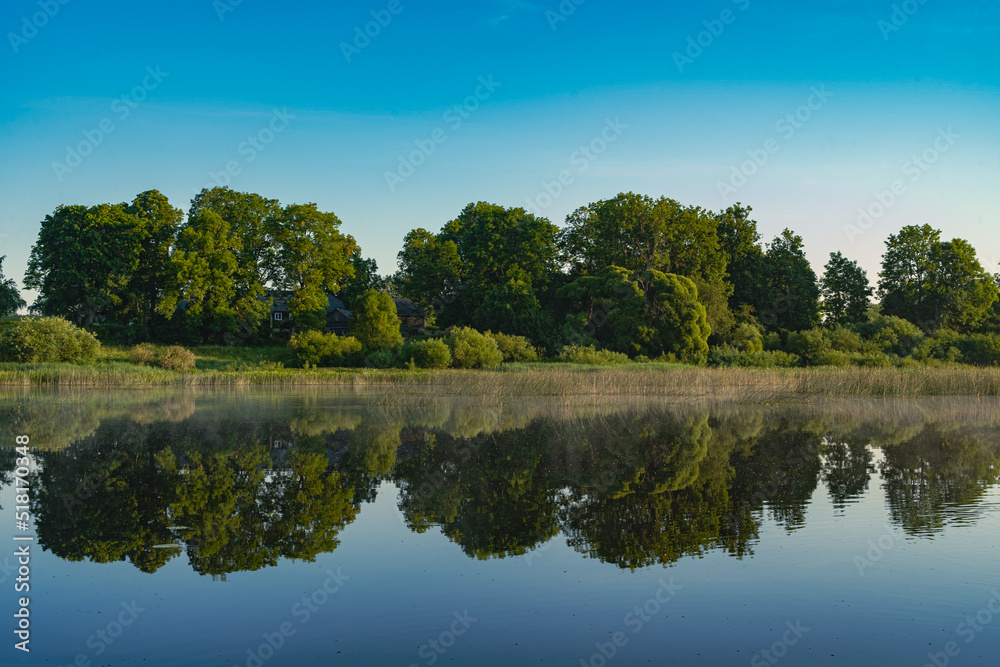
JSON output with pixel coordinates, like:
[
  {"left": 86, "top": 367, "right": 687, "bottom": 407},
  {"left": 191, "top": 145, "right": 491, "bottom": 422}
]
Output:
[{"left": 2, "top": 0, "right": 999, "bottom": 304}]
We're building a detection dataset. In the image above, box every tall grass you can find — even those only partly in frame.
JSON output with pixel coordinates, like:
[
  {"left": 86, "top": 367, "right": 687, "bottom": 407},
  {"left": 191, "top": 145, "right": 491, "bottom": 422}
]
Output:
[{"left": 3, "top": 362, "right": 1000, "bottom": 398}]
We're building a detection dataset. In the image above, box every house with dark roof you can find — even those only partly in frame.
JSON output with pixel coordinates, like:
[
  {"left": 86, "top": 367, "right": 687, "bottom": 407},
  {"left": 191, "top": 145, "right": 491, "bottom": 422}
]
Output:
[{"left": 267, "top": 292, "right": 422, "bottom": 335}]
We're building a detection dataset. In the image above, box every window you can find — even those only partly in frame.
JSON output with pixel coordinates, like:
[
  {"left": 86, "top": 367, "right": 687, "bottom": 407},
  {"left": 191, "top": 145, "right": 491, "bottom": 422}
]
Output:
[{"left": 274, "top": 312, "right": 283, "bottom": 321}]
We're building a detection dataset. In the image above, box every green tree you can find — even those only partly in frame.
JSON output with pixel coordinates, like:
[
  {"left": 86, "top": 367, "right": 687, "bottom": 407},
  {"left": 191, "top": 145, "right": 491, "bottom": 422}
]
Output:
[
  {"left": 925, "top": 239, "right": 998, "bottom": 331},
  {"left": 878, "top": 224, "right": 940, "bottom": 326},
  {"left": 351, "top": 290, "right": 403, "bottom": 352},
  {"left": 394, "top": 228, "right": 463, "bottom": 323},
  {"left": 820, "top": 251, "right": 872, "bottom": 325},
  {"left": 25, "top": 204, "right": 144, "bottom": 326},
  {"left": 879, "top": 225, "right": 998, "bottom": 331},
  {"left": 0, "top": 256, "right": 26, "bottom": 316},
  {"left": 716, "top": 203, "right": 767, "bottom": 319},
  {"left": 124, "top": 190, "right": 182, "bottom": 330},
  {"left": 158, "top": 210, "right": 245, "bottom": 341},
  {"left": 757, "top": 229, "right": 821, "bottom": 332},
  {"left": 186, "top": 187, "right": 282, "bottom": 334},
  {"left": 560, "top": 192, "right": 731, "bottom": 338},
  {"left": 272, "top": 203, "right": 359, "bottom": 330},
  {"left": 340, "top": 255, "right": 387, "bottom": 309},
  {"left": 561, "top": 266, "right": 710, "bottom": 359}
]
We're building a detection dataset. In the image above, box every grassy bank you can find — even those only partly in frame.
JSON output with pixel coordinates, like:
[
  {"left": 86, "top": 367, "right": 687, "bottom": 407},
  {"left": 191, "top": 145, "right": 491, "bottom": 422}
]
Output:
[{"left": 4, "top": 356, "right": 1000, "bottom": 399}]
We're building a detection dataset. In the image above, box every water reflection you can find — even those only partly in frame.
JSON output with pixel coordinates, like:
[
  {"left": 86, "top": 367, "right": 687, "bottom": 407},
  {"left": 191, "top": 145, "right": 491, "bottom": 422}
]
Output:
[{"left": 3, "top": 390, "right": 999, "bottom": 576}]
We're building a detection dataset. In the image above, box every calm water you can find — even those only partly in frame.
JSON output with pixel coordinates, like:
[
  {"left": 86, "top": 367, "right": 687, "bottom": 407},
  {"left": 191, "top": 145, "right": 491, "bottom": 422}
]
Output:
[{"left": 2, "top": 389, "right": 999, "bottom": 666}]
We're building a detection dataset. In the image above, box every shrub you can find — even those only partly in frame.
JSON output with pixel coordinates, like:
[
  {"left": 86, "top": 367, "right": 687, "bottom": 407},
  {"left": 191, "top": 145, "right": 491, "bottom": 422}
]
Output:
[
  {"left": 289, "top": 330, "right": 334, "bottom": 367},
  {"left": 0, "top": 317, "right": 100, "bottom": 364},
  {"left": 289, "top": 331, "right": 362, "bottom": 367},
  {"left": 128, "top": 343, "right": 196, "bottom": 370},
  {"left": 912, "top": 330, "right": 964, "bottom": 363},
  {"left": 351, "top": 290, "right": 403, "bottom": 352},
  {"left": 447, "top": 327, "right": 503, "bottom": 369},
  {"left": 160, "top": 346, "right": 196, "bottom": 371},
  {"left": 708, "top": 346, "right": 800, "bottom": 368},
  {"left": 787, "top": 328, "right": 830, "bottom": 363},
  {"left": 850, "top": 353, "right": 892, "bottom": 367},
  {"left": 852, "top": 315, "right": 924, "bottom": 356},
  {"left": 364, "top": 348, "right": 398, "bottom": 368},
  {"left": 401, "top": 339, "right": 452, "bottom": 369},
  {"left": 727, "top": 323, "right": 764, "bottom": 353},
  {"left": 960, "top": 334, "right": 1000, "bottom": 366},
  {"left": 129, "top": 343, "right": 159, "bottom": 366},
  {"left": 485, "top": 331, "right": 539, "bottom": 362},
  {"left": 811, "top": 350, "right": 851, "bottom": 367},
  {"left": 826, "top": 326, "right": 864, "bottom": 353},
  {"left": 558, "top": 345, "right": 630, "bottom": 366}
]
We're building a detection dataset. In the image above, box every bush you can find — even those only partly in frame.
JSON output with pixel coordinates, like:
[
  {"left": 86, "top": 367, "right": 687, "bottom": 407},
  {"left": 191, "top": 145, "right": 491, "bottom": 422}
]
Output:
[
  {"left": 727, "top": 323, "right": 764, "bottom": 353},
  {"left": 447, "top": 327, "right": 503, "bottom": 369},
  {"left": 787, "top": 328, "right": 830, "bottom": 363},
  {"left": 401, "top": 339, "right": 452, "bottom": 369},
  {"left": 850, "top": 353, "right": 892, "bottom": 367},
  {"left": 707, "top": 347, "right": 800, "bottom": 368},
  {"left": 826, "top": 326, "right": 864, "bottom": 353},
  {"left": 811, "top": 350, "right": 851, "bottom": 367},
  {"left": 485, "top": 331, "right": 539, "bottom": 362},
  {"left": 364, "top": 348, "right": 398, "bottom": 368},
  {"left": 960, "top": 334, "right": 1000, "bottom": 366},
  {"left": 129, "top": 343, "right": 159, "bottom": 366},
  {"left": 852, "top": 315, "right": 923, "bottom": 357},
  {"left": 289, "top": 331, "right": 362, "bottom": 367},
  {"left": 351, "top": 290, "right": 403, "bottom": 352},
  {"left": 0, "top": 317, "right": 100, "bottom": 364},
  {"left": 912, "top": 330, "right": 964, "bottom": 363},
  {"left": 558, "top": 344, "right": 630, "bottom": 365},
  {"left": 160, "top": 346, "right": 196, "bottom": 371},
  {"left": 128, "top": 343, "right": 196, "bottom": 370}
]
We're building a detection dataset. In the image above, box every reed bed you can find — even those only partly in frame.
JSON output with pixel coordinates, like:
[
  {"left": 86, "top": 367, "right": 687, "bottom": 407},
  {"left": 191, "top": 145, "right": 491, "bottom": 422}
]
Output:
[{"left": 3, "top": 362, "right": 1000, "bottom": 399}]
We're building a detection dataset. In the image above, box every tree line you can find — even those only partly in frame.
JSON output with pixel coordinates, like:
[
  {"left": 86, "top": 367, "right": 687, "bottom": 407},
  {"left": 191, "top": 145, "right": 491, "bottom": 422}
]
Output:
[{"left": 4, "top": 187, "right": 999, "bottom": 363}]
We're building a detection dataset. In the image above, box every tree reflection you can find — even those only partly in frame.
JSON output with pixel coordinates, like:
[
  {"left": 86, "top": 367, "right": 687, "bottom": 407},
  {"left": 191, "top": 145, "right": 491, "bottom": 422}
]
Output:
[
  {"left": 30, "top": 418, "right": 359, "bottom": 576},
  {"left": 879, "top": 425, "right": 1000, "bottom": 535},
  {"left": 394, "top": 424, "right": 560, "bottom": 559},
  {"left": 9, "top": 393, "right": 1000, "bottom": 573}
]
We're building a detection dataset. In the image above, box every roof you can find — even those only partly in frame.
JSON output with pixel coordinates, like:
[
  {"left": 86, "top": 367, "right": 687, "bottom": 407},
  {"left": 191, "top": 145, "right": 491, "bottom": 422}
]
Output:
[
  {"left": 267, "top": 291, "right": 346, "bottom": 313},
  {"left": 393, "top": 297, "right": 422, "bottom": 318}
]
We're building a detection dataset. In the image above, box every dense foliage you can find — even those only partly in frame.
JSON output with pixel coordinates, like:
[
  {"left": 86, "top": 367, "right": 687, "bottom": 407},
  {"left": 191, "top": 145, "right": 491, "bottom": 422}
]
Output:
[
  {"left": 10, "top": 189, "right": 1000, "bottom": 370},
  {"left": 0, "top": 317, "right": 101, "bottom": 363}
]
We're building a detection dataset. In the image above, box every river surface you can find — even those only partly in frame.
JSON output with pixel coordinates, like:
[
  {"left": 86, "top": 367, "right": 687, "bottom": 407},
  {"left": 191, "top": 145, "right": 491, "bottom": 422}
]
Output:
[{"left": 1, "top": 388, "right": 999, "bottom": 666}]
